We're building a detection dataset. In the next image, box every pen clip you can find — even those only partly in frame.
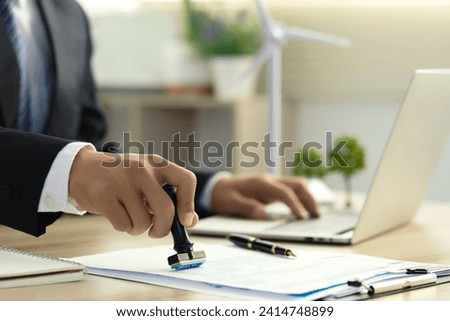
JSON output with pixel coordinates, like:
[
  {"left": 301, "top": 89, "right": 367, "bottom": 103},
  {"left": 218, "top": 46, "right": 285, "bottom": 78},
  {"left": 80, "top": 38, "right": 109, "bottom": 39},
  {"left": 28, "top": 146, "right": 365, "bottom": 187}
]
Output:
[
  {"left": 406, "top": 268, "right": 429, "bottom": 275},
  {"left": 347, "top": 278, "right": 371, "bottom": 294}
]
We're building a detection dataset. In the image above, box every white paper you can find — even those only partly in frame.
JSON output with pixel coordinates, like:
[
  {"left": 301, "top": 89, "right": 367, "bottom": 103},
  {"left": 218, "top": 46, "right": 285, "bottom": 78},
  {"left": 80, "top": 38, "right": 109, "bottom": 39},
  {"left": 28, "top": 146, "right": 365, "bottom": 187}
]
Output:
[{"left": 72, "top": 243, "right": 432, "bottom": 300}]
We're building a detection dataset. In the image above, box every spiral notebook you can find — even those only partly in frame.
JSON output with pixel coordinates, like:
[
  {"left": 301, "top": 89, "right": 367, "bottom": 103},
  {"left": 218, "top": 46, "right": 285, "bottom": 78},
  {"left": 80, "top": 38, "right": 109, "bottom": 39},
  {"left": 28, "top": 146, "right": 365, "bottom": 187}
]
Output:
[{"left": 0, "top": 246, "right": 86, "bottom": 289}]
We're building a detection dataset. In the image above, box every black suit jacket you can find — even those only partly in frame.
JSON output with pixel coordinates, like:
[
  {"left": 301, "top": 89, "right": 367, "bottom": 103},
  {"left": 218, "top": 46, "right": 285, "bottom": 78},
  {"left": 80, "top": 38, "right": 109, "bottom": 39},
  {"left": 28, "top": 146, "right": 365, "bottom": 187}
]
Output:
[
  {"left": 0, "top": 0, "right": 213, "bottom": 237},
  {"left": 0, "top": 0, "right": 106, "bottom": 142}
]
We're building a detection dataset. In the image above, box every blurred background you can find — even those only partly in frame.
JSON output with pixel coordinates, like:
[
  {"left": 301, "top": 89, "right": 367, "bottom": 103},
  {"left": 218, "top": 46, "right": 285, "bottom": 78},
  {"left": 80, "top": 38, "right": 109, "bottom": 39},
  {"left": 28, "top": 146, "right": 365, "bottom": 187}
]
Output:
[{"left": 77, "top": 0, "right": 450, "bottom": 202}]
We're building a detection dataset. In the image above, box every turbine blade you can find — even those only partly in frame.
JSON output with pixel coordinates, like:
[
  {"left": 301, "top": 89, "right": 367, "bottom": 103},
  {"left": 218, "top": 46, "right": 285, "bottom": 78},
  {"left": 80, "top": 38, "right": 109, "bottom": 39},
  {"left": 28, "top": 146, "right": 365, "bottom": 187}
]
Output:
[
  {"left": 285, "top": 26, "right": 352, "bottom": 47},
  {"left": 236, "top": 45, "right": 272, "bottom": 83},
  {"left": 254, "top": 0, "right": 274, "bottom": 29}
]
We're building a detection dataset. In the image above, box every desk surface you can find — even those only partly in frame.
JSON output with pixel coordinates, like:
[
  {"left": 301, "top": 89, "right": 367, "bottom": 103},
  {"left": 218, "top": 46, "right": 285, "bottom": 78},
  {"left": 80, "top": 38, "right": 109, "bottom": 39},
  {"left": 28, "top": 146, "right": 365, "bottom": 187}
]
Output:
[{"left": 1, "top": 201, "right": 449, "bottom": 301}]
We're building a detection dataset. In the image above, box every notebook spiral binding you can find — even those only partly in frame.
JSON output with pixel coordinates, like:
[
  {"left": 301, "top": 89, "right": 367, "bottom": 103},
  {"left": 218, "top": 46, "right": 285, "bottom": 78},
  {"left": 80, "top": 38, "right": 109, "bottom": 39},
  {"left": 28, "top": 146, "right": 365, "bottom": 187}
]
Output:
[{"left": 0, "top": 245, "right": 85, "bottom": 271}]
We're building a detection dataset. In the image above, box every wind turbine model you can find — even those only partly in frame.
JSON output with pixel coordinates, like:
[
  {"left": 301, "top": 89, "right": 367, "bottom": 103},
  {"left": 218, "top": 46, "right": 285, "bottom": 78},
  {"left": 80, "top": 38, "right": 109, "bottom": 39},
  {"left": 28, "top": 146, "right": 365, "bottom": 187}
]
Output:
[{"left": 246, "top": 0, "right": 351, "bottom": 175}]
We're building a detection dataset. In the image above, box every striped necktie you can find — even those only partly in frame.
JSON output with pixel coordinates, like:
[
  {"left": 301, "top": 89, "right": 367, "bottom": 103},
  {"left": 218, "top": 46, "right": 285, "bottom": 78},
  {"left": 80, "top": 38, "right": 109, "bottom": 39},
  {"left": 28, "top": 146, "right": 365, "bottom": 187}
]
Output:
[{"left": 0, "top": 0, "right": 52, "bottom": 133}]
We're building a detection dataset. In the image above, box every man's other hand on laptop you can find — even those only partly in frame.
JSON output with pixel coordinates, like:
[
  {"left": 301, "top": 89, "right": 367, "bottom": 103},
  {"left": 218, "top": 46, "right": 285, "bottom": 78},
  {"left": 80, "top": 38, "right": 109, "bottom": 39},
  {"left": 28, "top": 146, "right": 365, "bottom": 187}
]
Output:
[{"left": 211, "top": 175, "right": 320, "bottom": 220}]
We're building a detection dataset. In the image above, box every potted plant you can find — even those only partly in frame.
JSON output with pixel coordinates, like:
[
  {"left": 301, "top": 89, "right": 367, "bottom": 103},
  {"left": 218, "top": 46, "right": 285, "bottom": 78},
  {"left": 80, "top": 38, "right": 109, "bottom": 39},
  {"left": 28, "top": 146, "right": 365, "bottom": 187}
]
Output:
[
  {"left": 329, "top": 134, "right": 366, "bottom": 208},
  {"left": 182, "top": 0, "right": 263, "bottom": 101},
  {"left": 292, "top": 134, "right": 366, "bottom": 206}
]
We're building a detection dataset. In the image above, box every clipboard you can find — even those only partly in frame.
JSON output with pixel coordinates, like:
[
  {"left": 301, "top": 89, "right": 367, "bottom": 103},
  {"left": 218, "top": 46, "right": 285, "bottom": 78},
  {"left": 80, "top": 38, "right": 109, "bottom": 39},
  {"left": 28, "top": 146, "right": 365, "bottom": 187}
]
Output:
[{"left": 322, "top": 267, "right": 450, "bottom": 300}]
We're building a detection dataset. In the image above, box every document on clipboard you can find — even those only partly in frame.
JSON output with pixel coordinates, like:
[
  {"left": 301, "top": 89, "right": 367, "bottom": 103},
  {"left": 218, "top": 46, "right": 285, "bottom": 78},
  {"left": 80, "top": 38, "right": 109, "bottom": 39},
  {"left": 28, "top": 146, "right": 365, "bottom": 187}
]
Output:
[{"left": 72, "top": 243, "right": 450, "bottom": 300}]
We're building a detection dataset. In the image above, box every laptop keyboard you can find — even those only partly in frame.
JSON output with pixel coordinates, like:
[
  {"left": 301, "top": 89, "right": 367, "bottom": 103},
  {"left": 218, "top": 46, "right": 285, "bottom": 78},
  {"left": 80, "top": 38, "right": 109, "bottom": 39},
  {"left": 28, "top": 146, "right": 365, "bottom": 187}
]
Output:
[{"left": 267, "top": 209, "right": 359, "bottom": 235}]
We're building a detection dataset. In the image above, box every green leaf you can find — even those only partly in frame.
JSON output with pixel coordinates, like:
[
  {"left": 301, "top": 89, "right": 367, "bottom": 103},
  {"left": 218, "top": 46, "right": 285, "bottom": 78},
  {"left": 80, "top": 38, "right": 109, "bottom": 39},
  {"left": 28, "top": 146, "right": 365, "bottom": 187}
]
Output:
[
  {"left": 182, "top": 0, "right": 262, "bottom": 57},
  {"left": 292, "top": 147, "right": 328, "bottom": 178},
  {"left": 328, "top": 134, "right": 366, "bottom": 178}
]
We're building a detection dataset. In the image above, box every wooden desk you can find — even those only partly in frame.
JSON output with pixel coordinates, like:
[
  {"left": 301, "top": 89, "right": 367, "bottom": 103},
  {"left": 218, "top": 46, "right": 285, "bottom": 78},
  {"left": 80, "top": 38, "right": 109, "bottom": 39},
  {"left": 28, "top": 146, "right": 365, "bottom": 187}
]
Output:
[{"left": 1, "top": 200, "right": 449, "bottom": 301}]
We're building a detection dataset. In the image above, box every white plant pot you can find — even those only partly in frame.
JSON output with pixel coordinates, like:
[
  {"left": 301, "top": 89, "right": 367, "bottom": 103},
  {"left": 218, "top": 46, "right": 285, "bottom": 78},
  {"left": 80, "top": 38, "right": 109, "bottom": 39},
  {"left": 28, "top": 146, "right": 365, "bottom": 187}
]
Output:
[
  {"left": 161, "top": 41, "right": 211, "bottom": 89},
  {"left": 208, "top": 55, "right": 258, "bottom": 102}
]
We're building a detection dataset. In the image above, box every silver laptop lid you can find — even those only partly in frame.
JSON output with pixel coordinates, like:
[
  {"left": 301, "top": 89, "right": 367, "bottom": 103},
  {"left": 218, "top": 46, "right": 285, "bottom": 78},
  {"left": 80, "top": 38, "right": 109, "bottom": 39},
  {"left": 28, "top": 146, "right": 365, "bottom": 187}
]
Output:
[{"left": 352, "top": 69, "right": 450, "bottom": 244}]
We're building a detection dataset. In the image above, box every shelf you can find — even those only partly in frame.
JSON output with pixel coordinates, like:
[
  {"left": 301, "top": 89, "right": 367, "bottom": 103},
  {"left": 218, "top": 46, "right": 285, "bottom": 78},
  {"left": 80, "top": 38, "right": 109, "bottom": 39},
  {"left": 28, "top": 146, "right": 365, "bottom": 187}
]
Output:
[{"left": 98, "top": 87, "right": 234, "bottom": 110}]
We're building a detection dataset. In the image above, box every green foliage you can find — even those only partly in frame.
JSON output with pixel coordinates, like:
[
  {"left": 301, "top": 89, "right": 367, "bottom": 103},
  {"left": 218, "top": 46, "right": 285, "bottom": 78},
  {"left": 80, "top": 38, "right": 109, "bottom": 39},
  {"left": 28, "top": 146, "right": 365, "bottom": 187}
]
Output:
[
  {"left": 292, "top": 147, "right": 327, "bottom": 178},
  {"left": 182, "top": 0, "right": 262, "bottom": 57},
  {"left": 291, "top": 134, "right": 366, "bottom": 208},
  {"left": 292, "top": 134, "right": 366, "bottom": 179},
  {"left": 329, "top": 134, "right": 366, "bottom": 178}
]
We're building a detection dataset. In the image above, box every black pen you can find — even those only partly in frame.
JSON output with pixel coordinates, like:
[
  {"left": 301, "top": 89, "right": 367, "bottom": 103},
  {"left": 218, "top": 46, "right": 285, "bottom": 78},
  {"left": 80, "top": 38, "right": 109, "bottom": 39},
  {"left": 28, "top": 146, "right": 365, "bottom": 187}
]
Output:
[{"left": 227, "top": 234, "right": 296, "bottom": 258}]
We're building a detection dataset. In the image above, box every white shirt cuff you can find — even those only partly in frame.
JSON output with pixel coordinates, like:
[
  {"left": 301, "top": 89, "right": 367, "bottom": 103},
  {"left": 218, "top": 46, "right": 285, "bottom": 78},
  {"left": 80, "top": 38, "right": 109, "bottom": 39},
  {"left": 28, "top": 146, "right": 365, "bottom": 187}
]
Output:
[
  {"left": 38, "top": 142, "right": 96, "bottom": 214},
  {"left": 198, "top": 171, "right": 233, "bottom": 211}
]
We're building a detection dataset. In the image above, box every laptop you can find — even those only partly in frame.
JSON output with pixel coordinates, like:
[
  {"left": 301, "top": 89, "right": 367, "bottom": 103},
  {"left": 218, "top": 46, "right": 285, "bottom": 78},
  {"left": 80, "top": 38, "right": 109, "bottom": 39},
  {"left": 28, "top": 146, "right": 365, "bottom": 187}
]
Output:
[{"left": 191, "top": 69, "right": 450, "bottom": 245}]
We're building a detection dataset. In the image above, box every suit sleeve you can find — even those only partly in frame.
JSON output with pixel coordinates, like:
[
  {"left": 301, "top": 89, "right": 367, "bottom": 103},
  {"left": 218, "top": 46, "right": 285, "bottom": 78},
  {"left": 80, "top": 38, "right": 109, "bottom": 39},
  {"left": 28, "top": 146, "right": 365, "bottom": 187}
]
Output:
[
  {"left": 75, "top": 3, "right": 107, "bottom": 150},
  {"left": 194, "top": 171, "right": 216, "bottom": 219},
  {"left": 0, "top": 127, "right": 71, "bottom": 236}
]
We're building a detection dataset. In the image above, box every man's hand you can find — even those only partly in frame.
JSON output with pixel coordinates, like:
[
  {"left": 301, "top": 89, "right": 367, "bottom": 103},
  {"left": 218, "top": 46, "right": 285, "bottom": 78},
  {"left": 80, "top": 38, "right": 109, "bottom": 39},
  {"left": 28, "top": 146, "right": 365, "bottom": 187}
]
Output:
[
  {"left": 211, "top": 174, "right": 320, "bottom": 220},
  {"left": 68, "top": 149, "right": 198, "bottom": 238}
]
